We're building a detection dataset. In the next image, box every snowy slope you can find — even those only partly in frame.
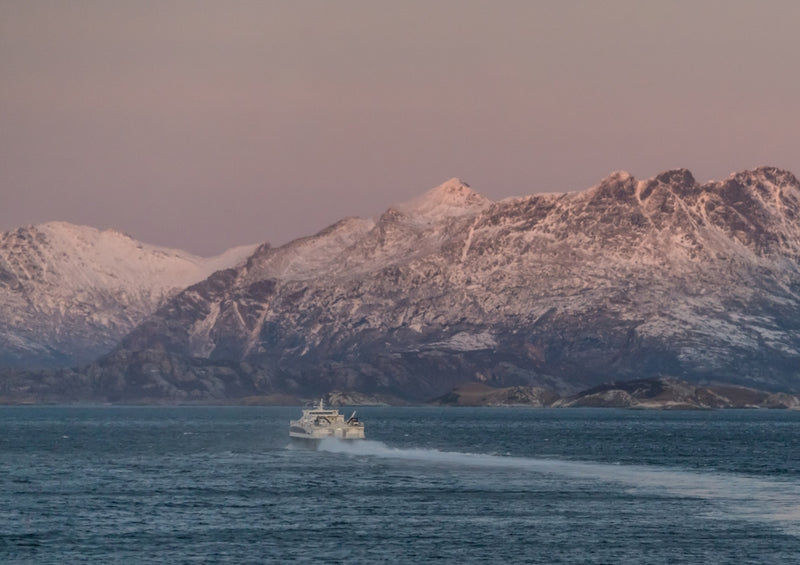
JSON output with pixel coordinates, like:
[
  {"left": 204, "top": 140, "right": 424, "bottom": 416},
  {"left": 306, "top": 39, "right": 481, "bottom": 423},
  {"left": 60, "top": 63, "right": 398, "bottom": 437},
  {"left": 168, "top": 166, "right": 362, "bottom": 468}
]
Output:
[{"left": 0, "top": 222, "right": 256, "bottom": 367}]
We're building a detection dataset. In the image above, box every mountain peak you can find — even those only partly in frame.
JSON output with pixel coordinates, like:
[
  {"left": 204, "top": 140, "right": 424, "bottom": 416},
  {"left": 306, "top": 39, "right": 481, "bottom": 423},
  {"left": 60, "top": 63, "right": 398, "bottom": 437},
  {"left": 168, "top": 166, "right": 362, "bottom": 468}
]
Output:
[
  {"left": 728, "top": 166, "right": 800, "bottom": 188},
  {"left": 0, "top": 221, "right": 257, "bottom": 367},
  {"left": 606, "top": 170, "right": 634, "bottom": 182},
  {"left": 395, "top": 177, "right": 491, "bottom": 220},
  {"left": 438, "top": 176, "right": 472, "bottom": 190},
  {"left": 653, "top": 168, "right": 696, "bottom": 186}
]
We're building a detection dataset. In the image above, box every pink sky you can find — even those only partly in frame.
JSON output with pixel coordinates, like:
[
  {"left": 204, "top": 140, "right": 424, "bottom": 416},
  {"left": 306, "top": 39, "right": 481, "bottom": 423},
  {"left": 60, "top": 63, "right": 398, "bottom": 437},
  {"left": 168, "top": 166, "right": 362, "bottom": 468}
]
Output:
[{"left": 2, "top": 1, "right": 799, "bottom": 255}]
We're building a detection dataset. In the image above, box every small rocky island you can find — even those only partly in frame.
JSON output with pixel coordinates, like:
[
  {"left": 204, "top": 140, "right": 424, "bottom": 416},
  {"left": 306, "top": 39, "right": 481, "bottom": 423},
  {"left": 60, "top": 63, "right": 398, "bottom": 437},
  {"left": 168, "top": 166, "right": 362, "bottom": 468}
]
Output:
[{"left": 432, "top": 377, "right": 800, "bottom": 410}]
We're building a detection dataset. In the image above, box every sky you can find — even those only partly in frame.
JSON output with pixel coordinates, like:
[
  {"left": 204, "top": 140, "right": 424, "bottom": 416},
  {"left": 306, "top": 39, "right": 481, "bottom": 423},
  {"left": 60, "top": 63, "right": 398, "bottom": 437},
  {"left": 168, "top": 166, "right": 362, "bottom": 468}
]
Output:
[{"left": 2, "top": 0, "right": 799, "bottom": 256}]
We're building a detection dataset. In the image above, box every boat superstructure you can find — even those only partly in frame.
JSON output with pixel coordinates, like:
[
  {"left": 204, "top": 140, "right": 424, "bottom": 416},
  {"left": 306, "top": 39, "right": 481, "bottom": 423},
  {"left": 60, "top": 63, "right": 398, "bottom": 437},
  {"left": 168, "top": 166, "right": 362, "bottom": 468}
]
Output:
[{"left": 289, "top": 399, "right": 365, "bottom": 440}]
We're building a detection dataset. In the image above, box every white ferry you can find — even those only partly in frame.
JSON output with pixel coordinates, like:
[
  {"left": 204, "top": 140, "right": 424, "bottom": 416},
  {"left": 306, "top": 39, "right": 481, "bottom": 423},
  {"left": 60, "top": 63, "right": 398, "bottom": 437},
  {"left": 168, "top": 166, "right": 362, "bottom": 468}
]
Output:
[{"left": 289, "top": 399, "right": 365, "bottom": 441}]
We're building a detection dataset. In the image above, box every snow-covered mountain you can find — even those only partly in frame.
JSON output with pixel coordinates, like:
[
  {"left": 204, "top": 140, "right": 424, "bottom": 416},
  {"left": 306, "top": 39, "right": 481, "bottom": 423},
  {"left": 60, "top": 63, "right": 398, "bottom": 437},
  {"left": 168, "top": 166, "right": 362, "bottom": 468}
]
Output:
[
  {"left": 0, "top": 222, "right": 256, "bottom": 367},
  {"left": 63, "top": 167, "right": 800, "bottom": 403},
  {"left": 4, "top": 167, "right": 800, "bottom": 403}
]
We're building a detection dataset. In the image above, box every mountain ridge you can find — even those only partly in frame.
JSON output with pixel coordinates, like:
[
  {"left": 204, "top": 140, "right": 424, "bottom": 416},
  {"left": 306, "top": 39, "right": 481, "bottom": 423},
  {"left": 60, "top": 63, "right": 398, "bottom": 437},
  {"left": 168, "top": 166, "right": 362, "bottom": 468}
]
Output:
[{"left": 2, "top": 168, "right": 800, "bottom": 402}]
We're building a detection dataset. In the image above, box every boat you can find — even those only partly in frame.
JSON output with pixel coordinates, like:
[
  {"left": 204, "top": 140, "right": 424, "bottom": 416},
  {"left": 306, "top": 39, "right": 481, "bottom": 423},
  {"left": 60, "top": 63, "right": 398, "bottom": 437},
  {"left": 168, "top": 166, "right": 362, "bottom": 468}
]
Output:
[{"left": 289, "top": 399, "right": 365, "bottom": 441}]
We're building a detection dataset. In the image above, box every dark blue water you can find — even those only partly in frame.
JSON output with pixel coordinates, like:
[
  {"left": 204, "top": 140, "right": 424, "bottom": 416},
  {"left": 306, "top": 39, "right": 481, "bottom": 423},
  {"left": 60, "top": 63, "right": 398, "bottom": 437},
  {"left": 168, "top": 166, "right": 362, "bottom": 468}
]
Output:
[{"left": 1, "top": 407, "right": 798, "bottom": 564}]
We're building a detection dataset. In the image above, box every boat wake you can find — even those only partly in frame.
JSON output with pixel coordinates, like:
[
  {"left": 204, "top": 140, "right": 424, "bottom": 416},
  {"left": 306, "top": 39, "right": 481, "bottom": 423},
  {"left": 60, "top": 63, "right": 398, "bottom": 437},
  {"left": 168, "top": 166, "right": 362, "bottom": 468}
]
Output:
[{"left": 317, "top": 438, "right": 800, "bottom": 537}]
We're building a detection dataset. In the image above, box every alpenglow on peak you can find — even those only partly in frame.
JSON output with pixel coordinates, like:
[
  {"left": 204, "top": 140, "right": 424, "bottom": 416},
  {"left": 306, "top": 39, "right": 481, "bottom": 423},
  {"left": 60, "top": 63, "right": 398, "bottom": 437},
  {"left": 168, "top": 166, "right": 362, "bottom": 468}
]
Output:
[{"left": 396, "top": 177, "right": 492, "bottom": 220}]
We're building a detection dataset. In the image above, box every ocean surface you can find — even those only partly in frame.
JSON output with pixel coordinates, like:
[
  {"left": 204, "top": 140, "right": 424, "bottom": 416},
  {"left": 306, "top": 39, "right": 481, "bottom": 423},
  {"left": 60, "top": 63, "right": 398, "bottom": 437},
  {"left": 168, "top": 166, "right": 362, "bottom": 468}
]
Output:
[{"left": 1, "top": 406, "right": 798, "bottom": 564}]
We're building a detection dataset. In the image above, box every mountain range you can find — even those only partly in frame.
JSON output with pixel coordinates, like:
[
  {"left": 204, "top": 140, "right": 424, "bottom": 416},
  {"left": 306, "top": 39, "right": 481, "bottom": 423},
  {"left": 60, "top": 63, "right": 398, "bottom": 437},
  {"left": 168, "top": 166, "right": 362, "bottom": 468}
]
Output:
[{"left": 2, "top": 167, "right": 799, "bottom": 403}]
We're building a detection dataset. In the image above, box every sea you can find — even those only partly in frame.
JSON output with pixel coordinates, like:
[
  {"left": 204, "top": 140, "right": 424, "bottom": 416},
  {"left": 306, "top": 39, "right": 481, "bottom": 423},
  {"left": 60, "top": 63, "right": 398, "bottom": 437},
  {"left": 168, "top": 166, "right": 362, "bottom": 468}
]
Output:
[{"left": 1, "top": 406, "right": 798, "bottom": 564}]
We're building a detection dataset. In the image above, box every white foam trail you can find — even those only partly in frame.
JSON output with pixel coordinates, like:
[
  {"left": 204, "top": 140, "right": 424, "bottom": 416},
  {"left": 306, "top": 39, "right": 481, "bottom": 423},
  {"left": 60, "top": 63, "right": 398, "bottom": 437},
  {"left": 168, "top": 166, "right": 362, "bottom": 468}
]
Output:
[{"left": 317, "top": 438, "right": 800, "bottom": 537}]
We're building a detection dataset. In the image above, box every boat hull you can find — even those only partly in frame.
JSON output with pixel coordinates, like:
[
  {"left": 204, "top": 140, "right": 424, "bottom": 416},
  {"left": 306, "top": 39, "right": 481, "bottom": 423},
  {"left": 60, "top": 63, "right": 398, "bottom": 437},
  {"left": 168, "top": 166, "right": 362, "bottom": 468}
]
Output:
[{"left": 289, "top": 427, "right": 365, "bottom": 441}]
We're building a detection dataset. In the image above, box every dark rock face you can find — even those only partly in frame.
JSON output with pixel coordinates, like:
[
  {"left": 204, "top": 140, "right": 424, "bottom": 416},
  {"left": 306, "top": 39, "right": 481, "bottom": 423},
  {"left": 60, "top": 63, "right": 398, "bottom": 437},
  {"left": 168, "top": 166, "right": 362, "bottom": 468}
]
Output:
[{"left": 4, "top": 170, "right": 800, "bottom": 403}]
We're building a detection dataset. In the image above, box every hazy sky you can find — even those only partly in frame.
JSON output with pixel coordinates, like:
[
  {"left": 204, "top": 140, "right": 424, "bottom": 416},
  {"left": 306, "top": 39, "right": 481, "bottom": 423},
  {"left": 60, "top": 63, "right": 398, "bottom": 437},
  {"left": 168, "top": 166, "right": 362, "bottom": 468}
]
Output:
[{"left": 2, "top": 1, "right": 799, "bottom": 255}]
